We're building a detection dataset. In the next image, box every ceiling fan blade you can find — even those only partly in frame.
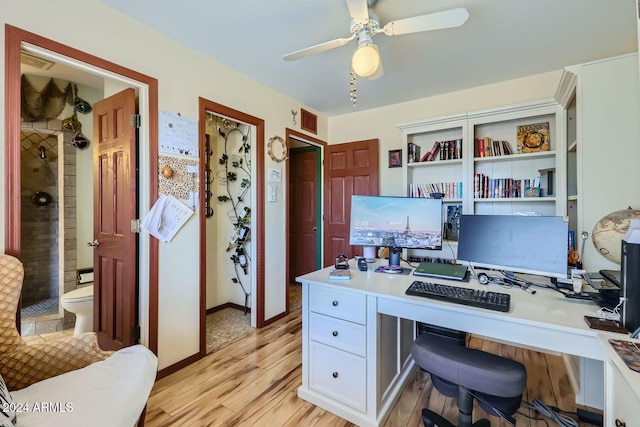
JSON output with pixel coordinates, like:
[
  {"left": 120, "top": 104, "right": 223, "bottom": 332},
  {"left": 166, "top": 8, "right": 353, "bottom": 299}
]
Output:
[
  {"left": 381, "top": 7, "right": 469, "bottom": 36},
  {"left": 283, "top": 35, "right": 355, "bottom": 61},
  {"left": 345, "top": 0, "right": 369, "bottom": 21}
]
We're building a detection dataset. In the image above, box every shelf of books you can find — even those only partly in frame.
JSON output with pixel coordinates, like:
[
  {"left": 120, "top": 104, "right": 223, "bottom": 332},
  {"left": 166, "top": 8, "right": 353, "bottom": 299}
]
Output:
[{"left": 473, "top": 150, "right": 556, "bottom": 164}]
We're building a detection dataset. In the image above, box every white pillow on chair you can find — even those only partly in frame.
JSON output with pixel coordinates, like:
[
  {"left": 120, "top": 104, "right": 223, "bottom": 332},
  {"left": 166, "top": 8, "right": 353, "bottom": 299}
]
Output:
[{"left": 11, "top": 345, "right": 157, "bottom": 427}]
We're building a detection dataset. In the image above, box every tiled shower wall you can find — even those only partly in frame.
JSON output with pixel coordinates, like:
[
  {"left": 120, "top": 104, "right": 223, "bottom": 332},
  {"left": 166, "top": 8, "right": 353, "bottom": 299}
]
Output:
[{"left": 20, "top": 123, "right": 77, "bottom": 309}]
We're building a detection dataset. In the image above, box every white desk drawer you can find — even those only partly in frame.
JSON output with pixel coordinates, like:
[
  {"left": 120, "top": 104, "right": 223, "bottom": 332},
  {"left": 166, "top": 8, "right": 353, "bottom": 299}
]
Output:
[
  {"left": 309, "top": 284, "right": 366, "bottom": 324},
  {"left": 309, "top": 341, "right": 367, "bottom": 412},
  {"left": 309, "top": 312, "right": 366, "bottom": 357}
]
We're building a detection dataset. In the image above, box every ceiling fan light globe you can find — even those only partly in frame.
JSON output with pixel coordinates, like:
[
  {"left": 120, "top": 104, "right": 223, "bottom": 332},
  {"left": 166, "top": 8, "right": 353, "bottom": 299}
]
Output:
[{"left": 351, "top": 44, "right": 380, "bottom": 77}]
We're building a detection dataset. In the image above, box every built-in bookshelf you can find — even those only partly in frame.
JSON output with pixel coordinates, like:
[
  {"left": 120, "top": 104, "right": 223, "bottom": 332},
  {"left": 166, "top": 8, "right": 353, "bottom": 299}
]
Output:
[
  {"left": 467, "top": 101, "right": 564, "bottom": 216},
  {"left": 400, "top": 114, "right": 466, "bottom": 208},
  {"left": 399, "top": 99, "right": 568, "bottom": 218}
]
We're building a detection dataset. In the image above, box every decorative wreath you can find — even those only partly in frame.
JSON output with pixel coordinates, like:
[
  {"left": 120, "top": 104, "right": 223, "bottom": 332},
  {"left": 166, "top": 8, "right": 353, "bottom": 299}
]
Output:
[{"left": 267, "top": 136, "right": 288, "bottom": 162}]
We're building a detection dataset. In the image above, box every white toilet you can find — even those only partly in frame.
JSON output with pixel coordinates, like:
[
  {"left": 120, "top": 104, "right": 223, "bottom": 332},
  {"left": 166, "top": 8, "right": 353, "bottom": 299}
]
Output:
[{"left": 61, "top": 284, "right": 94, "bottom": 335}]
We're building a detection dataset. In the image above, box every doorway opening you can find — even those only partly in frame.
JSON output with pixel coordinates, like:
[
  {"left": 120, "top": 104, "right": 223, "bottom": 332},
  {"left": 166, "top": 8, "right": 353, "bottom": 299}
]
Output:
[
  {"left": 5, "top": 26, "right": 159, "bottom": 352},
  {"left": 203, "top": 112, "right": 256, "bottom": 354},
  {"left": 285, "top": 129, "right": 326, "bottom": 313},
  {"left": 198, "top": 97, "right": 265, "bottom": 358},
  {"left": 18, "top": 71, "right": 104, "bottom": 337}
]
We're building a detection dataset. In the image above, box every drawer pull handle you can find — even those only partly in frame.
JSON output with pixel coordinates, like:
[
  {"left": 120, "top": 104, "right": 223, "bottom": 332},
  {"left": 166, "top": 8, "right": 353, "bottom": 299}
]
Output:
[
  {"left": 332, "top": 301, "right": 339, "bottom": 306},
  {"left": 616, "top": 420, "right": 626, "bottom": 427},
  {"left": 332, "top": 372, "right": 339, "bottom": 379},
  {"left": 332, "top": 331, "right": 339, "bottom": 337}
]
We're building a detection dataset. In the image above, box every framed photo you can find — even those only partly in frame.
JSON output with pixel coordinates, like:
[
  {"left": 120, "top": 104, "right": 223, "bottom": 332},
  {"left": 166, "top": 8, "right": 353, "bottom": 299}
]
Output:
[
  {"left": 388, "top": 149, "right": 402, "bottom": 168},
  {"left": 268, "top": 168, "right": 282, "bottom": 183},
  {"left": 516, "top": 122, "right": 550, "bottom": 153}
]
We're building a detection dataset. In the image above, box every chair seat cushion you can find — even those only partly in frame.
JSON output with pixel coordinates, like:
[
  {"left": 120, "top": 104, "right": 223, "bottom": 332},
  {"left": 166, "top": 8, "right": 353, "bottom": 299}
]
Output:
[
  {"left": 412, "top": 333, "right": 526, "bottom": 398},
  {"left": 10, "top": 345, "right": 157, "bottom": 427}
]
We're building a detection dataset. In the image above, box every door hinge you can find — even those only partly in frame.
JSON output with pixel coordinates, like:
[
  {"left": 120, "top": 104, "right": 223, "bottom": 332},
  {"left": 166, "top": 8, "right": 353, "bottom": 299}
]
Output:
[
  {"left": 131, "top": 219, "right": 142, "bottom": 233},
  {"left": 131, "top": 325, "right": 140, "bottom": 340},
  {"left": 131, "top": 114, "right": 141, "bottom": 128}
]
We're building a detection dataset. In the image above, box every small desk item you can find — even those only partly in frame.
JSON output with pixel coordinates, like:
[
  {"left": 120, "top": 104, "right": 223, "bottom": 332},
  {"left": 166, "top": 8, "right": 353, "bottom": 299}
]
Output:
[
  {"left": 600, "top": 270, "right": 621, "bottom": 287},
  {"left": 374, "top": 265, "right": 412, "bottom": 275},
  {"left": 328, "top": 269, "right": 351, "bottom": 280},
  {"left": 586, "top": 271, "right": 619, "bottom": 290},
  {"left": 564, "top": 292, "right": 593, "bottom": 300},
  {"left": 608, "top": 338, "right": 640, "bottom": 372},
  {"left": 413, "top": 262, "right": 469, "bottom": 281},
  {"left": 584, "top": 316, "right": 629, "bottom": 334},
  {"left": 334, "top": 253, "right": 349, "bottom": 269},
  {"left": 600, "top": 269, "right": 621, "bottom": 287}
]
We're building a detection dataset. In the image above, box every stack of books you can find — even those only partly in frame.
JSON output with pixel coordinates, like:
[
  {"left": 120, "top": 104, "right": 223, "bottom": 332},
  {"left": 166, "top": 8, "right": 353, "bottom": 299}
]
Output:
[{"left": 475, "top": 137, "right": 514, "bottom": 158}]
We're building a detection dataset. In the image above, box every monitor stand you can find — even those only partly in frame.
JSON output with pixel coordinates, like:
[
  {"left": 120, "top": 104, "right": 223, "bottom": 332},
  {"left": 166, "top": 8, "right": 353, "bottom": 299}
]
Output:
[{"left": 382, "top": 247, "right": 403, "bottom": 274}]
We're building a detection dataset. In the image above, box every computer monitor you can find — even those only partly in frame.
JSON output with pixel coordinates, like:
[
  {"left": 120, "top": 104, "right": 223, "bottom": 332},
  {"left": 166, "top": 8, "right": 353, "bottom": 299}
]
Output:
[
  {"left": 349, "top": 195, "right": 443, "bottom": 271},
  {"left": 456, "top": 214, "right": 569, "bottom": 279}
]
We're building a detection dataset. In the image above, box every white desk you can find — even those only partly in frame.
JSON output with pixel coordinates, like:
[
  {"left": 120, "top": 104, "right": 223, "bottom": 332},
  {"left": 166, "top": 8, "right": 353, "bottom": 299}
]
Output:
[{"left": 296, "top": 263, "right": 629, "bottom": 427}]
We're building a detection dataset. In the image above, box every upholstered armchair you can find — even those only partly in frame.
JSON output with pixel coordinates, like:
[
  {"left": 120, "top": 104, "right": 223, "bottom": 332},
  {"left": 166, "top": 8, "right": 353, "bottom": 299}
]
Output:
[{"left": 0, "top": 254, "right": 112, "bottom": 390}]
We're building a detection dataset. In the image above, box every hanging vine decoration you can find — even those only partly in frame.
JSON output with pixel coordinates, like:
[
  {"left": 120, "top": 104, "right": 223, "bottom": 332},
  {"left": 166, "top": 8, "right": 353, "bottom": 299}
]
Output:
[{"left": 215, "top": 119, "right": 252, "bottom": 314}]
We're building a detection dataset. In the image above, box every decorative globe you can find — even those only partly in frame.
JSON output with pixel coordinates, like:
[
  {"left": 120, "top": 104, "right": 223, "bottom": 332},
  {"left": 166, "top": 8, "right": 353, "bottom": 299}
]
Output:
[{"left": 592, "top": 208, "right": 640, "bottom": 264}]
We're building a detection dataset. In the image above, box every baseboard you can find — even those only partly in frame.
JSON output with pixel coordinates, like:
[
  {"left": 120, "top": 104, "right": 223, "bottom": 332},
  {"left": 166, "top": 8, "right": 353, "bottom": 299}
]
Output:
[{"left": 206, "top": 302, "right": 250, "bottom": 315}]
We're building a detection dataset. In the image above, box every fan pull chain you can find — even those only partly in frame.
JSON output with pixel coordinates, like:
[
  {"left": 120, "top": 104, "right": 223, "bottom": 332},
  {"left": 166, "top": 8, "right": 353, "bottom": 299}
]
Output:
[{"left": 350, "top": 69, "right": 357, "bottom": 106}]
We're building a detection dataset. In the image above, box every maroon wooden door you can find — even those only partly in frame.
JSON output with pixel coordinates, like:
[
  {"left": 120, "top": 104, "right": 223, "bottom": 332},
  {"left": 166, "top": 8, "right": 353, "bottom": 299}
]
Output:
[
  {"left": 323, "top": 139, "right": 378, "bottom": 267},
  {"left": 92, "top": 88, "right": 138, "bottom": 351},
  {"left": 289, "top": 147, "right": 320, "bottom": 281}
]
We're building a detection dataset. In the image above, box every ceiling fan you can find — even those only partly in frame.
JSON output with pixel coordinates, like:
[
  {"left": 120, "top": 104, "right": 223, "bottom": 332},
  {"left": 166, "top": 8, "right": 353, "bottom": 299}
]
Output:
[{"left": 283, "top": 0, "right": 470, "bottom": 80}]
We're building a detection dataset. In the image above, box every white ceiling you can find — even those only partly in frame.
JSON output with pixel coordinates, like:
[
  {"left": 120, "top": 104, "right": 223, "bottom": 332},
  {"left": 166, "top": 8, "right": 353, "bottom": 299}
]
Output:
[{"left": 47, "top": 0, "right": 640, "bottom": 116}]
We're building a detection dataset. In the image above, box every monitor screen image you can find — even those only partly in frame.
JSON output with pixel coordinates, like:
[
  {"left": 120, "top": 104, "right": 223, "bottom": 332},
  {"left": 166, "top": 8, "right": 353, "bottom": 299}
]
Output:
[
  {"left": 349, "top": 195, "right": 443, "bottom": 250},
  {"left": 456, "top": 214, "right": 569, "bottom": 278}
]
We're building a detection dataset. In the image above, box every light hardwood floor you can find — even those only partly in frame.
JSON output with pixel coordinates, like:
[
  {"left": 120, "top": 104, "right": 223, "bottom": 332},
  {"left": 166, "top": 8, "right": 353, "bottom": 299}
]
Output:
[{"left": 146, "top": 307, "right": 600, "bottom": 427}]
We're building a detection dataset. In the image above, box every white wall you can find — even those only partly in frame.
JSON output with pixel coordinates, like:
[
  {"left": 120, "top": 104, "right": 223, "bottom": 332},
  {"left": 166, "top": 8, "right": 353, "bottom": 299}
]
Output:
[{"left": 1, "top": 0, "right": 327, "bottom": 370}]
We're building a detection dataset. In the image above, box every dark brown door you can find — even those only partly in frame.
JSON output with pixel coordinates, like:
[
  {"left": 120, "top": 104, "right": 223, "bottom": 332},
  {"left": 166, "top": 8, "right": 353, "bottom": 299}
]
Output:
[
  {"left": 92, "top": 88, "right": 138, "bottom": 351},
  {"left": 323, "top": 139, "right": 378, "bottom": 267},
  {"left": 289, "top": 147, "right": 320, "bottom": 281}
]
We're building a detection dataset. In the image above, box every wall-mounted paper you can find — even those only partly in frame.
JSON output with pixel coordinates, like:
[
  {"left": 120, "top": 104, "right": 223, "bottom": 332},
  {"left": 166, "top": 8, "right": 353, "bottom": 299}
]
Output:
[
  {"left": 143, "top": 194, "right": 194, "bottom": 243},
  {"left": 159, "top": 111, "right": 198, "bottom": 157}
]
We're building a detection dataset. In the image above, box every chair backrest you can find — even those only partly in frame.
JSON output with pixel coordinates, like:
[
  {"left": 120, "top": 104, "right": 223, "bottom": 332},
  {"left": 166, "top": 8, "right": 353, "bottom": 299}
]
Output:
[{"left": 0, "top": 255, "right": 28, "bottom": 353}]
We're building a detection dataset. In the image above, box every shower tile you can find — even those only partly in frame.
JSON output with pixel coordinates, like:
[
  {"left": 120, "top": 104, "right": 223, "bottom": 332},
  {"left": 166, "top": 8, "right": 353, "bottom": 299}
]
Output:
[
  {"left": 21, "top": 322, "right": 36, "bottom": 337},
  {"left": 34, "top": 318, "right": 62, "bottom": 335}
]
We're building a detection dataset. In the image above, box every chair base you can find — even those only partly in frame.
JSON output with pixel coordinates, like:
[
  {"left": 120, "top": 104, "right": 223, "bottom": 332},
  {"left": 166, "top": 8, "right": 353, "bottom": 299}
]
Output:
[{"left": 421, "top": 408, "right": 490, "bottom": 427}]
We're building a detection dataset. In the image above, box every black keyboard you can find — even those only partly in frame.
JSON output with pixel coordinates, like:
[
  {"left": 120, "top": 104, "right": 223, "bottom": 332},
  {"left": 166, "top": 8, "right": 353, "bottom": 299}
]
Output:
[{"left": 406, "top": 280, "right": 511, "bottom": 312}]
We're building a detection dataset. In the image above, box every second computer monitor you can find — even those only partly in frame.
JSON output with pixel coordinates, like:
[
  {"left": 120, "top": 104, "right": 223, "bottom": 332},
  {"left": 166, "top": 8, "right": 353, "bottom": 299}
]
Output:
[{"left": 456, "top": 214, "right": 569, "bottom": 278}]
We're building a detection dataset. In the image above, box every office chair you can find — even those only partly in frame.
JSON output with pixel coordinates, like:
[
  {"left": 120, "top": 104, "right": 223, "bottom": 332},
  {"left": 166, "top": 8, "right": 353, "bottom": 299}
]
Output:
[{"left": 411, "top": 333, "right": 527, "bottom": 427}]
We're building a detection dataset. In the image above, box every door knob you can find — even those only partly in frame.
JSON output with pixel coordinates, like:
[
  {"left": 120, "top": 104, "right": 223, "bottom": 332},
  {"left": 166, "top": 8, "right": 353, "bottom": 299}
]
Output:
[
  {"left": 87, "top": 239, "right": 100, "bottom": 248},
  {"left": 310, "top": 226, "right": 318, "bottom": 231}
]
